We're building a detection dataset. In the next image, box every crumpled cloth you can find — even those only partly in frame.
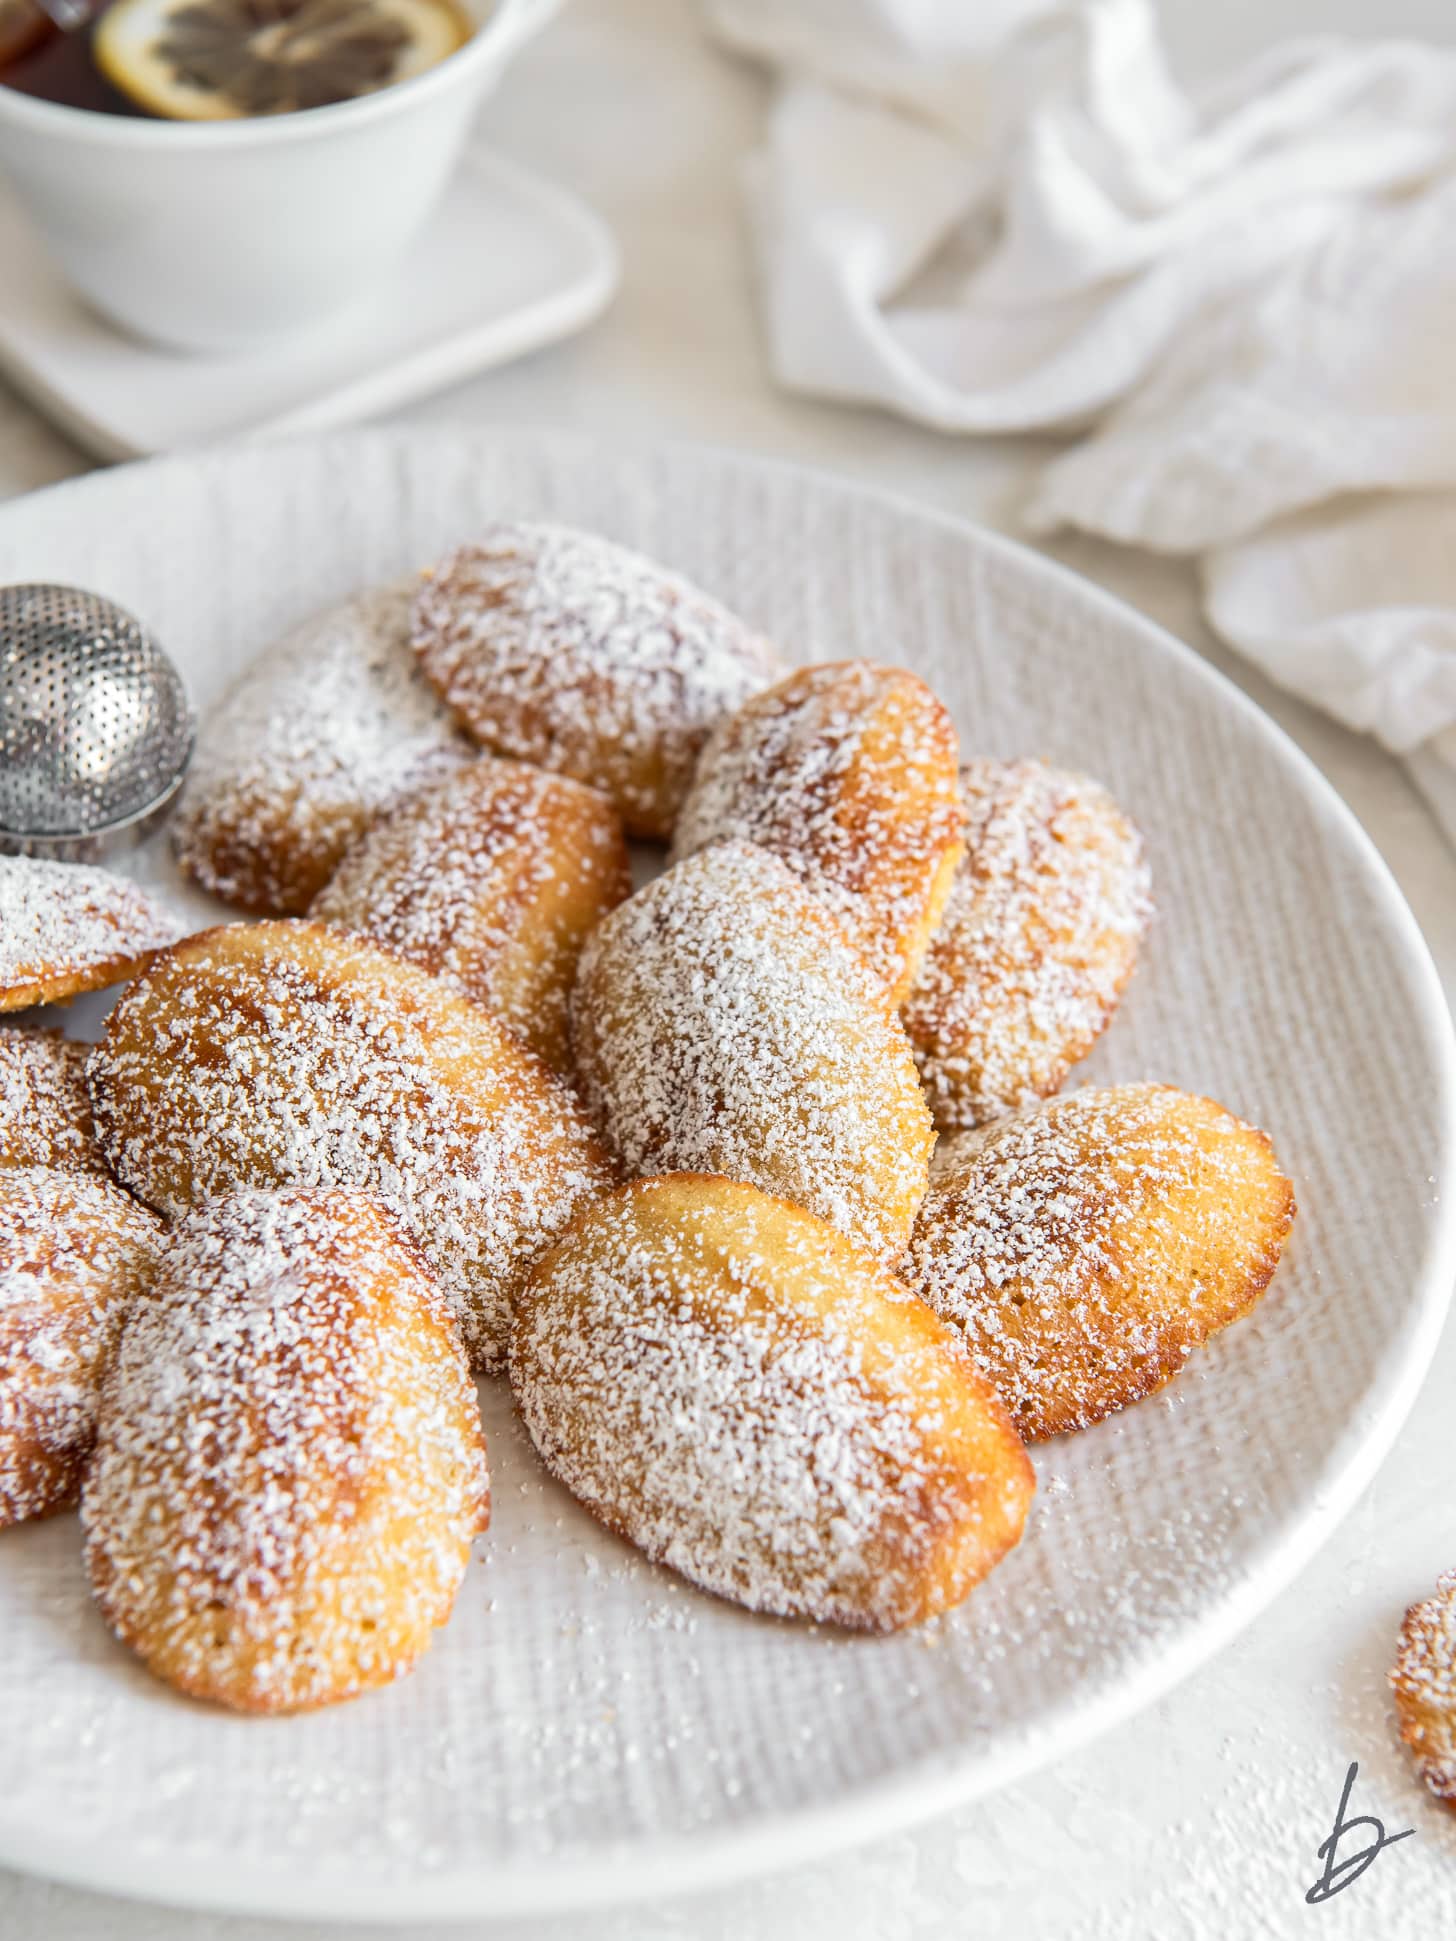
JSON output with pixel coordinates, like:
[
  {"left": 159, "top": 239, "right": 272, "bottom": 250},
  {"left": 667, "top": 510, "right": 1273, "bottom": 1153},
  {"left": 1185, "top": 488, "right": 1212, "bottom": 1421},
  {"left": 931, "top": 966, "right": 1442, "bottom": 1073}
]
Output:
[{"left": 704, "top": 0, "right": 1456, "bottom": 835}]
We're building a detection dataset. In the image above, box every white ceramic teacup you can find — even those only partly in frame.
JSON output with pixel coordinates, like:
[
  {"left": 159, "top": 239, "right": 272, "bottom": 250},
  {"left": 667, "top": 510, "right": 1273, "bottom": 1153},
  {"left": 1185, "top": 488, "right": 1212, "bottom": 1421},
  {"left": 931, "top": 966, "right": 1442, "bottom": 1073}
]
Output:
[{"left": 0, "top": 0, "right": 558, "bottom": 353}]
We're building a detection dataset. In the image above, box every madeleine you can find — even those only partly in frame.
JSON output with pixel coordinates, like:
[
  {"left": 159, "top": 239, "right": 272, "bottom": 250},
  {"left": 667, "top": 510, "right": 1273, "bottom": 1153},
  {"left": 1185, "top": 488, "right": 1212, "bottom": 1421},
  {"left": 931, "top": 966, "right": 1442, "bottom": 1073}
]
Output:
[
  {"left": 511, "top": 1175, "right": 1033, "bottom": 1631},
  {"left": 83, "top": 1187, "right": 489, "bottom": 1713},
  {"left": 571, "top": 843, "right": 933, "bottom": 1260},
  {"left": 87, "top": 919, "right": 614, "bottom": 1370},
  {"left": 903, "top": 1084, "right": 1294, "bottom": 1438},
  {"left": 673, "top": 661, "right": 963, "bottom": 1005}
]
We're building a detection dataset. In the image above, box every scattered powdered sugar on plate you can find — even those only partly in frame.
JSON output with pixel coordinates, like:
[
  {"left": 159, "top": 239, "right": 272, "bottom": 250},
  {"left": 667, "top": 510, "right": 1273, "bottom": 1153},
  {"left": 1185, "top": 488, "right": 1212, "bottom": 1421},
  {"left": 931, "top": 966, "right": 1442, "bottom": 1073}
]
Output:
[
  {"left": 0, "top": 856, "right": 181, "bottom": 1010},
  {"left": 172, "top": 581, "right": 470, "bottom": 914},
  {"left": 411, "top": 523, "right": 783, "bottom": 837},
  {"left": 903, "top": 759, "right": 1152, "bottom": 1131}
]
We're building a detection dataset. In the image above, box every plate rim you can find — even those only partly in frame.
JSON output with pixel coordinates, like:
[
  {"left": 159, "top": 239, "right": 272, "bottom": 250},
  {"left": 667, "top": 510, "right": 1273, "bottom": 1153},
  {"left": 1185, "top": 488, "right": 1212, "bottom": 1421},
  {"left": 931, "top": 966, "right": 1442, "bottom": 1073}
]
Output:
[{"left": 1, "top": 427, "right": 1453, "bottom": 1924}]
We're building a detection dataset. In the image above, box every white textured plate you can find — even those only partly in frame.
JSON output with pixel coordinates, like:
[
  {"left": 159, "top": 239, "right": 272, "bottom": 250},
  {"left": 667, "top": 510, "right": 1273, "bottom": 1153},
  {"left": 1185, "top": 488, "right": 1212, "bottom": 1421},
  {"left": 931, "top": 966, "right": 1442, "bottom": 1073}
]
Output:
[
  {"left": 0, "top": 152, "right": 618, "bottom": 463},
  {"left": 0, "top": 431, "right": 1452, "bottom": 1924}
]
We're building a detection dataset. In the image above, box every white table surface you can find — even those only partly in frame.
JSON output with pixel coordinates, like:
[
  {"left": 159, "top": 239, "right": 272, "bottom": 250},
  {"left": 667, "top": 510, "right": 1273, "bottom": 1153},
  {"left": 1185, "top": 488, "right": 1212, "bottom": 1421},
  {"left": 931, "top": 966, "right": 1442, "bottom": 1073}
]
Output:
[{"left": 3, "top": 2, "right": 1456, "bottom": 1934}]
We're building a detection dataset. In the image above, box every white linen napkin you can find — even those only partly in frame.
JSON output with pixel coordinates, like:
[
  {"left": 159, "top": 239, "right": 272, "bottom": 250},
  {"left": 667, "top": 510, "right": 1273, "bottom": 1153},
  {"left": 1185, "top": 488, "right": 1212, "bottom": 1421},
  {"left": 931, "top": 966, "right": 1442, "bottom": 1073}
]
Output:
[{"left": 704, "top": 0, "right": 1456, "bottom": 837}]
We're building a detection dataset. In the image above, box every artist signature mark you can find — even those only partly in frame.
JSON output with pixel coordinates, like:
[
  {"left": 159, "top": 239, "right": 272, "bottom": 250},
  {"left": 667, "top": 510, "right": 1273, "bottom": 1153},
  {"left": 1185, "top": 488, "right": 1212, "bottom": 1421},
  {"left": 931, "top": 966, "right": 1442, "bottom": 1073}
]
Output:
[{"left": 1305, "top": 1762, "right": 1414, "bottom": 1904}]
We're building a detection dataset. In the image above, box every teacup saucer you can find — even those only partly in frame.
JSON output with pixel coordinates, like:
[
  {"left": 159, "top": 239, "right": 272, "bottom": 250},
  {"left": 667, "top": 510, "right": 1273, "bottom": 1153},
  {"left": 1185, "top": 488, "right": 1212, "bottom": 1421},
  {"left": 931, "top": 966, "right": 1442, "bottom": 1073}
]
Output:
[{"left": 0, "top": 146, "right": 618, "bottom": 461}]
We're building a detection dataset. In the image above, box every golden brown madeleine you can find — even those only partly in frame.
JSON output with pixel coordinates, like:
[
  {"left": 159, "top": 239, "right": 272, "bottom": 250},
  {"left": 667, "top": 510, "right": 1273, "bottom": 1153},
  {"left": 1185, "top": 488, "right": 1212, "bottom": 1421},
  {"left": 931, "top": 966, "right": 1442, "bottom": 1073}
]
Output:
[
  {"left": 1392, "top": 1570, "right": 1456, "bottom": 1811},
  {"left": 511, "top": 1175, "right": 1033, "bottom": 1631},
  {"left": 173, "top": 583, "right": 469, "bottom": 916},
  {"left": 311, "top": 758, "right": 630, "bottom": 1073},
  {"left": 672, "top": 662, "right": 964, "bottom": 1005},
  {"left": 0, "top": 1028, "right": 104, "bottom": 1173},
  {"left": 903, "top": 760, "right": 1152, "bottom": 1131},
  {"left": 572, "top": 843, "right": 934, "bottom": 1259},
  {"left": 0, "top": 857, "right": 180, "bottom": 1013},
  {"left": 1, "top": 1166, "right": 163, "bottom": 1528},
  {"left": 410, "top": 524, "right": 783, "bottom": 839},
  {"left": 83, "top": 1187, "right": 488, "bottom": 1713},
  {"left": 902, "top": 1084, "right": 1294, "bottom": 1439},
  {"left": 86, "top": 920, "right": 615, "bottom": 1371}
]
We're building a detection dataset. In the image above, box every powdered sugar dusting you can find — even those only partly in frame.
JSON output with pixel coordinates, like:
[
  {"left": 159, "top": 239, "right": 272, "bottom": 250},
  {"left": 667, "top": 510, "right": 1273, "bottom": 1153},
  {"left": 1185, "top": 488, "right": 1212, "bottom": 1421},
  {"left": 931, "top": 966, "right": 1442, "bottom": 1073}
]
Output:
[
  {"left": 82, "top": 1186, "right": 488, "bottom": 1712},
  {"left": 86, "top": 921, "right": 615, "bottom": 1371},
  {"left": 903, "top": 1083, "right": 1294, "bottom": 1438},
  {"left": 311, "top": 758, "right": 630, "bottom": 1072},
  {"left": 672, "top": 661, "right": 963, "bottom": 1002},
  {"left": 0, "top": 1165, "right": 164, "bottom": 1528},
  {"left": 1392, "top": 1568, "right": 1456, "bottom": 1807},
  {"left": 0, "top": 856, "right": 180, "bottom": 1010},
  {"left": 511, "top": 1177, "right": 1032, "bottom": 1631},
  {"left": 411, "top": 524, "right": 783, "bottom": 838},
  {"left": 0, "top": 1028, "right": 102, "bottom": 1173},
  {"left": 571, "top": 843, "right": 934, "bottom": 1258},
  {"left": 173, "top": 583, "right": 469, "bottom": 915},
  {"left": 904, "top": 759, "right": 1152, "bottom": 1131}
]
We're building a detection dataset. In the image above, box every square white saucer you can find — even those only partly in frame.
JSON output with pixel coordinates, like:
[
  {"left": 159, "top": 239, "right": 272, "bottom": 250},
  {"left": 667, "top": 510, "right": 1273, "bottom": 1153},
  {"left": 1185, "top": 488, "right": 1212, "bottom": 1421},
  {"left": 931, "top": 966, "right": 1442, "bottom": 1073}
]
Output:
[{"left": 0, "top": 146, "right": 618, "bottom": 461}]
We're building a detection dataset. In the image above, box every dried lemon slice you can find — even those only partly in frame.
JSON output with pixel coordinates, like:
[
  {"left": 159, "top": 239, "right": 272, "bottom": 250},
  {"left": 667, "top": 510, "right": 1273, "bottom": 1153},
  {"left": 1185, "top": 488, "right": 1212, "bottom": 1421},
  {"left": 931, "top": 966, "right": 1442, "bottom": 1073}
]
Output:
[{"left": 94, "top": 0, "right": 470, "bottom": 121}]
